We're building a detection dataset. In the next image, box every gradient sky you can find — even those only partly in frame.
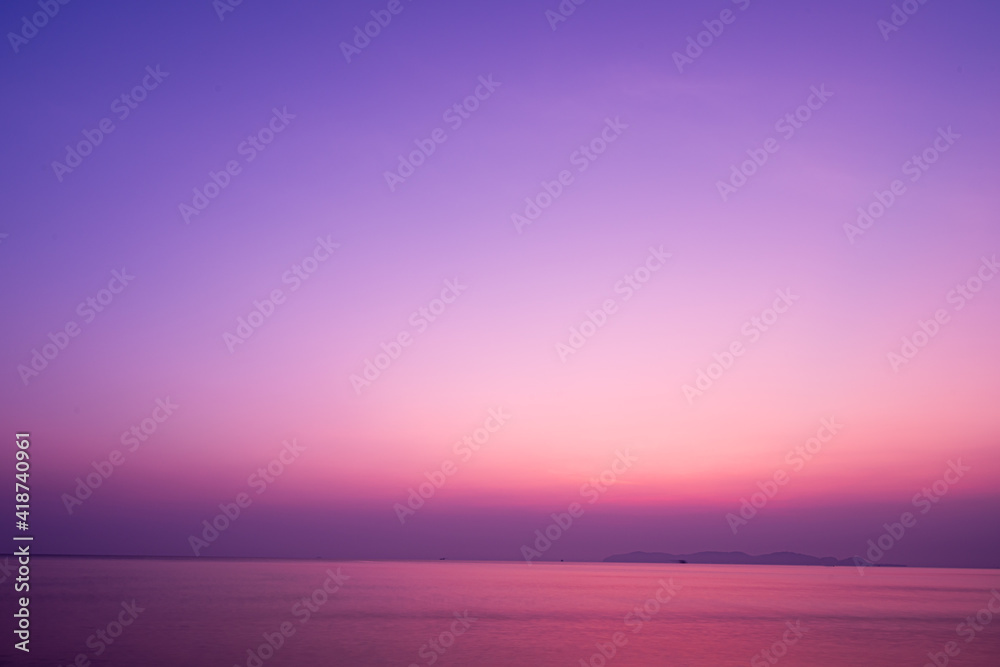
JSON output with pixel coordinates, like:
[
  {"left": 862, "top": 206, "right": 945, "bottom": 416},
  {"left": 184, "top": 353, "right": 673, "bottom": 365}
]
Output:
[{"left": 1, "top": 0, "right": 998, "bottom": 567}]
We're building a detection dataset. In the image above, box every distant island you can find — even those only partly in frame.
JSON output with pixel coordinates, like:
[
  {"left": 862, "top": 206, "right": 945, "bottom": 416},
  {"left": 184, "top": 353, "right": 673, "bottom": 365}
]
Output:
[{"left": 604, "top": 550, "right": 904, "bottom": 567}]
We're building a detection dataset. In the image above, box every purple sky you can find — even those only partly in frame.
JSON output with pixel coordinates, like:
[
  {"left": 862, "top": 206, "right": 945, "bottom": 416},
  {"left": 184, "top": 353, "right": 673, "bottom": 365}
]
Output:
[{"left": 1, "top": 0, "right": 999, "bottom": 568}]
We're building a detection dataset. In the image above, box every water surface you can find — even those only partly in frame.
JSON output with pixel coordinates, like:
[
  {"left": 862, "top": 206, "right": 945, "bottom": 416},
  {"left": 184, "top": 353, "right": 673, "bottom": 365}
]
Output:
[{"left": 7, "top": 557, "right": 999, "bottom": 666}]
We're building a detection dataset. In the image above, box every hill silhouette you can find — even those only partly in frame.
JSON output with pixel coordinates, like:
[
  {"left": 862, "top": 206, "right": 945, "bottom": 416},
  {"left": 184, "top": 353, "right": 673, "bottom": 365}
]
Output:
[{"left": 603, "top": 550, "right": 904, "bottom": 567}]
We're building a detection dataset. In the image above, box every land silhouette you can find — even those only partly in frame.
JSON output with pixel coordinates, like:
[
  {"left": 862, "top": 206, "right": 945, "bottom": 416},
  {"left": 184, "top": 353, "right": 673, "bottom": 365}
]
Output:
[{"left": 604, "top": 550, "right": 904, "bottom": 567}]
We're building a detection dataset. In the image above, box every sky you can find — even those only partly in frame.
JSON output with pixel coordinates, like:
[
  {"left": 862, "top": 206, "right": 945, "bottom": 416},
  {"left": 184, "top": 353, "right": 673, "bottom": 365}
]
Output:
[{"left": 1, "top": 0, "right": 998, "bottom": 568}]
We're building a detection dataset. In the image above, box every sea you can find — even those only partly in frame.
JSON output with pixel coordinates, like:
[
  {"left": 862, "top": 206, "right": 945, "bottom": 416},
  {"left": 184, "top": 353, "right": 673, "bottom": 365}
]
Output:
[{"left": 4, "top": 557, "right": 999, "bottom": 666}]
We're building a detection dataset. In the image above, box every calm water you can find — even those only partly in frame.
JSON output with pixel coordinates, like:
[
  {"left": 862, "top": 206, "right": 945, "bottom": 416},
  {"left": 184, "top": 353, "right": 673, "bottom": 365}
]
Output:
[{"left": 5, "top": 557, "right": 999, "bottom": 666}]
